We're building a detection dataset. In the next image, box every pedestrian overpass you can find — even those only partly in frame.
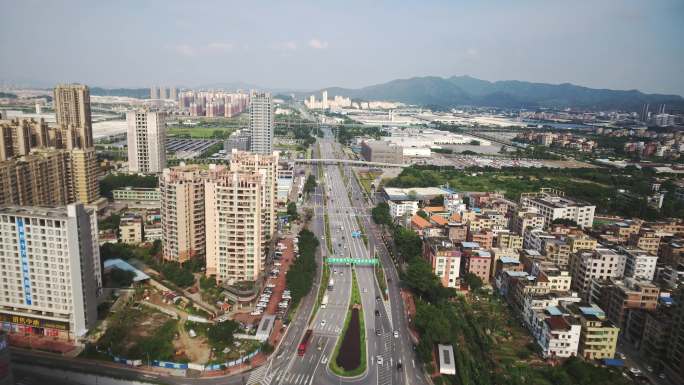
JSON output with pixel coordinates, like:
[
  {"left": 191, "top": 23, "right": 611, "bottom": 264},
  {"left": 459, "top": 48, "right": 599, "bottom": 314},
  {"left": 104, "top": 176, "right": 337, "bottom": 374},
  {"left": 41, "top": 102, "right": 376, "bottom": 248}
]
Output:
[{"left": 294, "top": 158, "right": 408, "bottom": 168}]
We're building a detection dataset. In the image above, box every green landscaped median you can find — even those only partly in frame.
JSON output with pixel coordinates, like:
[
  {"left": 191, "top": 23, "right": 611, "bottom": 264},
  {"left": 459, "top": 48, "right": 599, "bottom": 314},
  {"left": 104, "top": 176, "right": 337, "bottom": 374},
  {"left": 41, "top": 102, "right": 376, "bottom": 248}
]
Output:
[
  {"left": 329, "top": 268, "right": 366, "bottom": 377},
  {"left": 310, "top": 261, "right": 330, "bottom": 324},
  {"left": 375, "top": 260, "right": 387, "bottom": 298},
  {"left": 324, "top": 212, "right": 333, "bottom": 253}
]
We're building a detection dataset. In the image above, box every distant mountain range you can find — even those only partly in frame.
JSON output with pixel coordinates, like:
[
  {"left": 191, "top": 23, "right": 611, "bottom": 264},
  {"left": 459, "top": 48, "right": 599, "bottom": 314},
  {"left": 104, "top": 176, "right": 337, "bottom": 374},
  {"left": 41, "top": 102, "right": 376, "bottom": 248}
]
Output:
[{"left": 316, "top": 75, "right": 684, "bottom": 111}]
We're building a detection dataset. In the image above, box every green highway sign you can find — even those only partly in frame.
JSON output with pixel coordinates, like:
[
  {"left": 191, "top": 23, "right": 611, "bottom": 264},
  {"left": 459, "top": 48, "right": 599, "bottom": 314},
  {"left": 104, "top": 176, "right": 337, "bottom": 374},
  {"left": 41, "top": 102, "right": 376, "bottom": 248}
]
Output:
[{"left": 327, "top": 257, "right": 378, "bottom": 265}]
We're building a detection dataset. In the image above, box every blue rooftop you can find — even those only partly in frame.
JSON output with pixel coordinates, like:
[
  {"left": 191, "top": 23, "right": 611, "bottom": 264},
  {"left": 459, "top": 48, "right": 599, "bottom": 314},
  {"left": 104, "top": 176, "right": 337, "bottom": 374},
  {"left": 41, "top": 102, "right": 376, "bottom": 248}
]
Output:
[
  {"left": 602, "top": 359, "right": 624, "bottom": 367},
  {"left": 461, "top": 242, "right": 480, "bottom": 249},
  {"left": 546, "top": 306, "right": 562, "bottom": 316},
  {"left": 104, "top": 258, "right": 150, "bottom": 282},
  {"left": 499, "top": 256, "right": 520, "bottom": 264},
  {"left": 579, "top": 306, "right": 605, "bottom": 317}
]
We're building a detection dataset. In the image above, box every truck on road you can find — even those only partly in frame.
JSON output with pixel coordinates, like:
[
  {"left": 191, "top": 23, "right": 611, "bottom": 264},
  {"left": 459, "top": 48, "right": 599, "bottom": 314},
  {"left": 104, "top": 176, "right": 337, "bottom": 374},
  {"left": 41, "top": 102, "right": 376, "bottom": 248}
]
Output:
[
  {"left": 321, "top": 294, "right": 329, "bottom": 309},
  {"left": 328, "top": 278, "right": 334, "bottom": 290},
  {"left": 298, "top": 329, "right": 313, "bottom": 356}
]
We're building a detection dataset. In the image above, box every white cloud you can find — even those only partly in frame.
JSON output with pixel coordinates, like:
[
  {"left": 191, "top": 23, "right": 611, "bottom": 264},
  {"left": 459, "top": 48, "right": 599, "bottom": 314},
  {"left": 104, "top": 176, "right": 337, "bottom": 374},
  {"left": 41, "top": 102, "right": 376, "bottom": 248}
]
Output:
[
  {"left": 170, "top": 44, "right": 196, "bottom": 57},
  {"left": 168, "top": 42, "right": 234, "bottom": 57},
  {"left": 465, "top": 48, "right": 480, "bottom": 59},
  {"left": 272, "top": 41, "right": 298, "bottom": 51},
  {"left": 206, "top": 42, "right": 234, "bottom": 53},
  {"left": 308, "top": 39, "right": 329, "bottom": 49}
]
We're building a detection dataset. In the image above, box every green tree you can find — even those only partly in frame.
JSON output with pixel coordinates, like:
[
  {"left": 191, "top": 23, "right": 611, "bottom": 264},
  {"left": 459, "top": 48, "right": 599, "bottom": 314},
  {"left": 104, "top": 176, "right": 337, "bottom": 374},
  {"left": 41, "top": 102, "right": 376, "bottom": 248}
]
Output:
[
  {"left": 404, "top": 259, "right": 439, "bottom": 298},
  {"left": 109, "top": 267, "right": 136, "bottom": 287},
  {"left": 160, "top": 262, "right": 195, "bottom": 287},
  {"left": 371, "top": 202, "right": 392, "bottom": 226},
  {"left": 207, "top": 320, "right": 239, "bottom": 350},
  {"left": 150, "top": 239, "right": 162, "bottom": 257},
  {"left": 304, "top": 175, "right": 317, "bottom": 196},
  {"left": 392, "top": 227, "right": 422, "bottom": 262},
  {"left": 99, "top": 174, "right": 158, "bottom": 198},
  {"left": 552, "top": 218, "right": 579, "bottom": 227},
  {"left": 463, "top": 272, "right": 483, "bottom": 292},
  {"left": 287, "top": 202, "right": 299, "bottom": 220},
  {"left": 285, "top": 229, "right": 319, "bottom": 305},
  {"left": 99, "top": 213, "right": 121, "bottom": 230}
]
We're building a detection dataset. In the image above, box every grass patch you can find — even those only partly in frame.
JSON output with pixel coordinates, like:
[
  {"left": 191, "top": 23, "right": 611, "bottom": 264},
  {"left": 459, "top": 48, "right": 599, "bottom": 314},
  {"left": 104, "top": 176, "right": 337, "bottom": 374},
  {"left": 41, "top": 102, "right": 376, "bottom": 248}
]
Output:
[
  {"left": 329, "top": 268, "right": 366, "bottom": 377},
  {"left": 96, "top": 304, "right": 178, "bottom": 362},
  {"left": 354, "top": 215, "right": 369, "bottom": 247},
  {"left": 310, "top": 261, "right": 331, "bottom": 324},
  {"left": 356, "top": 169, "right": 381, "bottom": 195},
  {"left": 324, "top": 212, "right": 333, "bottom": 254},
  {"left": 375, "top": 261, "right": 387, "bottom": 298}
]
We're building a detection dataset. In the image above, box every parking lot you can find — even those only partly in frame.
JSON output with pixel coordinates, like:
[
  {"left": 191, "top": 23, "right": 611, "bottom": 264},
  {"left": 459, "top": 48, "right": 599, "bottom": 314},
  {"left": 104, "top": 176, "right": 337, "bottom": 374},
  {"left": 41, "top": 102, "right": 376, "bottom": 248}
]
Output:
[
  {"left": 233, "top": 237, "right": 298, "bottom": 324},
  {"left": 166, "top": 138, "right": 222, "bottom": 159}
]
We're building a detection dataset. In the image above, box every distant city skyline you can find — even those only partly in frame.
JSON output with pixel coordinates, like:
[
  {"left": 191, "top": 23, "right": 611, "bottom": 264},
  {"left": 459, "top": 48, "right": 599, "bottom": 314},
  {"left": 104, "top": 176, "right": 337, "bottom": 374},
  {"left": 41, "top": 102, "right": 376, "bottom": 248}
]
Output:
[{"left": 1, "top": 0, "right": 683, "bottom": 96}]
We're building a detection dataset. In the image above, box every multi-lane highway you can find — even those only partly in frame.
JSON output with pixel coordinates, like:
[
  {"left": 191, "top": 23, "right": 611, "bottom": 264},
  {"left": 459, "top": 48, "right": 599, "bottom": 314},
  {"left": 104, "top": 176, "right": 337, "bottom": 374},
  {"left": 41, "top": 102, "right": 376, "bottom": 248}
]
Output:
[{"left": 12, "top": 125, "right": 428, "bottom": 385}]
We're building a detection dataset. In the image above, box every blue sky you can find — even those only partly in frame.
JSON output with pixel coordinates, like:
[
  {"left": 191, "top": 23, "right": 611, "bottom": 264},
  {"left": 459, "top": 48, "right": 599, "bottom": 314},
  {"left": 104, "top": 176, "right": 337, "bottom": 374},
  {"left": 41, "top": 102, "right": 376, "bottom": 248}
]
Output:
[{"left": 1, "top": 0, "right": 683, "bottom": 95}]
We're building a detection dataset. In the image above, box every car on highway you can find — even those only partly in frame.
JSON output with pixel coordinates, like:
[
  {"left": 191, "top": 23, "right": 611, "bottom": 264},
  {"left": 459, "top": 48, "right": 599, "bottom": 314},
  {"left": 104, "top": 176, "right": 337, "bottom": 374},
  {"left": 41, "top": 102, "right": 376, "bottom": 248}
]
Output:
[
  {"left": 397, "top": 360, "right": 402, "bottom": 370},
  {"left": 375, "top": 328, "right": 381, "bottom": 335},
  {"left": 394, "top": 330, "right": 399, "bottom": 338},
  {"left": 376, "top": 356, "right": 383, "bottom": 365},
  {"left": 376, "top": 295, "right": 381, "bottom": 301},
  {"left": 375, "top": 309, "right": 380, "bottom": 316},
  {"left": 320, "top": 319, "right": 326, "bottom": 326},
  {"left": 629, "top": 368, "right": 642, "bottom": 376},
  {"left": 321, "top": 355, "right": 328, "bottom": 364}
]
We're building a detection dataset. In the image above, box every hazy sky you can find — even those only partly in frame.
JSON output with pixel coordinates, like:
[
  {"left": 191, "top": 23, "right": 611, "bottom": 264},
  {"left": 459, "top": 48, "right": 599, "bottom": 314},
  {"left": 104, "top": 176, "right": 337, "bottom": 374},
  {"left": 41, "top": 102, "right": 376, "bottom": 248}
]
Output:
[{"left": 1, "top": 0, "right": 683, "bottom": 95}]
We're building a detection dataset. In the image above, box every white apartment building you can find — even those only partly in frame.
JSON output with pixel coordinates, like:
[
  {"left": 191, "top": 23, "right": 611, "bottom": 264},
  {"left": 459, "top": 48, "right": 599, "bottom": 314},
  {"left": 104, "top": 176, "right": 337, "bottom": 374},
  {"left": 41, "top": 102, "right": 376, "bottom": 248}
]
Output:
[
  {"left": 520, "top": 189, "right": 596, "bottom": 228},
  {"left": 205, "top": 170, "right": 262, "bottom": 284},
  {"left": 230, "top": 150, "right": 278, "bottom": 246},
  {"left": 619, "top": 247, "right": 658, "bottom": 281},
  {"left": 112, "top": 187, "right": 161, "bottom": 208},
  {"left": 511, "top": 207, "right": 546, "bottom": 237},
  {"left": 119, "top": 217, "right": 143, "bottom": 245},
  {"left": 160, "top": 165, "right": 206, "bottom": 263},
  {"left": 0, "top": 204, "right": 101, "bottom": 340},
  {"left": 537, "top": 313, "right": 581, "bottom": 358},
  {"left": 249, "top": 92, "right": 274, "bottom": 154},
  {"left": 388, "top": 200, "right": 419, "bottom": 218},
  {"left": 126, "top": 110, "right": 167, "bottom": 174},
  {"left": 522, "top": 292, "right": 581, "bottom": 328},
  {"left": 569, "top": 248, "right": 626, "bottom": 302},
  {"left": 523, "top": 228, "right": 556, "bottom": 252}
]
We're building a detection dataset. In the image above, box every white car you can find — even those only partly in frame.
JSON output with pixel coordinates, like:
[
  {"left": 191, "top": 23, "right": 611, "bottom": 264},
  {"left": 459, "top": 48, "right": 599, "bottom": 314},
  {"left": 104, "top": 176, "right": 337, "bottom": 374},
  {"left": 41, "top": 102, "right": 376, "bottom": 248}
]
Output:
[
  {"left": 629, "top": 368, "right": 642, "bottom": 375},
  {"left": 321, "top": 355, "right": 328, "bottom": 364},
  {"left": 250, "top": 310, "right": 262, "bottom": 316},
  {"left": 320, "top": 319, "right": 327, "bottom": 326},
  {"left": 376, "top": 356, "right": 383, "bottom": 365},
  {"left": 393, "top": 331, "right": 399, "bottom": 338}
]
